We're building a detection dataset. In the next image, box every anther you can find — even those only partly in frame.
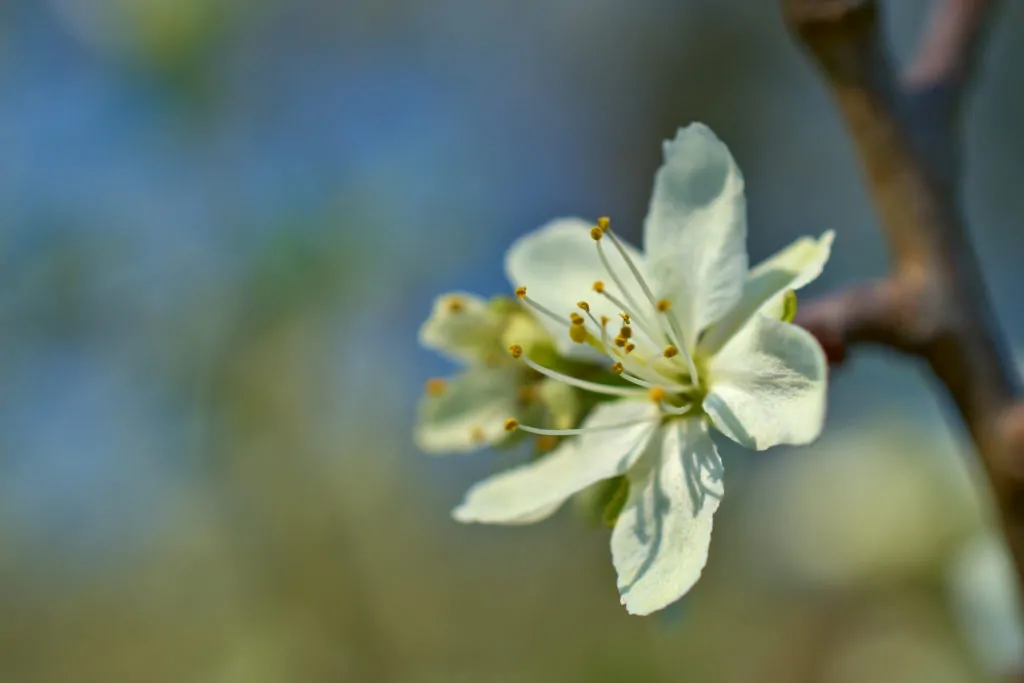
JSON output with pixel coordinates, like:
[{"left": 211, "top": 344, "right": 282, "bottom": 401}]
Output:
[
  {"left": 656, "top": 299, "right": 672, "bottom": 312},
  {"left": 663, "top": 345, "right": 678, "bottom": 358},
  {"left": 509, "top": 344, "right": 524, "bottom": 358},
  {"left": 593, "top": 281, "right": 605, "bottom": 293},
  {"left": 600, "top": 315, "right": 609, "bottom": 326},
  {"left": 569, "top": 325, "right": 588, "bottom": 343},
  {"left": 614, "top": 336, "right": 627, "bottom": 348},
  {"left": 619, "top": 313, "right": 631, "bottom": 324},
  {"left": 515, "top": 286, "right": 527, "bottom": 300},
  {"left": 445, "top": 296, "right": 465, "bottom": 313},
  {"left": 424, "top": 378, "right": 447, "bottom": 397},
  {"left": 611, "top": 362, "right": 624, "bottom": 374},
  {"left": 590, "top": 226, "right": 604, "bottom": 241},
  {"left": 577, "top": 301, "right": 590, "bottom": 313},
  {"left": 569, "top": 312, "right": 585, "bottom": 326},
  {"left": 597, "top": 217, "right": 610, "bottom": 232},
  {"left": 504, "top": 418, "right": 519, "bottom": 432},
  {"left": 619, "top": 326, "right": 632, "bottom": 339},
  {"left": 649, "top": 387, "right": 667, "bottom": 403},
  {"left": 624, "top": 342, "right": 635, "bottom": 354}
]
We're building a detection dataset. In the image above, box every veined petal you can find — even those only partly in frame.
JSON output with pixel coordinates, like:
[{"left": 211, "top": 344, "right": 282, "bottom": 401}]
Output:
[
  {"left": 698, "top": 231, "right": 834, "bottom": 356},
  {"left": 505, "top": 218, "right": 651, "bottom": 356},
  {"left": 612, "top": 418, "right": 724, "bottom": 615},
  {"left": 643, "top": 124, "right": 748, "bottom": 349},
  {"left": 418, "top": 292, "right": 501, "bottom": 364},
  {"left": 703, "top": 315, "right": 827, "bottom": 451},
  {"left": 452, "top": 400, "right": 659, "bottom": 524},
  {"left": 415, "top": 368, "right": 520, "bottom": 454}
]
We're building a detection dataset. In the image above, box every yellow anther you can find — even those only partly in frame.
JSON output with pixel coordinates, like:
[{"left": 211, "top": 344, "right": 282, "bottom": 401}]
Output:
[
  {"left": 656, "top": 299, "right": 672, "bottom": 312},
  {"left": 611, "top": 362, "right": 624, "bottom": 374},
  {"left": 590, "top": 226, "right": 604, "bottom": 241},
  {"left": 445, "top": 296, "right": 465, "bottom": 313},
  {"left": 600, "top": 315, "right": 609, "bottom": 327},
  {"left": 663, "top": 345, "right": 678, "bottom": 358},
  {"left": 508, "top": 344, "right": 524, "bottom": 358},
  {"left": 577, "top": 301, "right": 590, "bottom": 312},
  {"left": 504, "top": 418, "right": 519, "bottom": 432},
  {"left": 515, "top": 286, "right": 527, "bottom": 300},
  {"left": 569, "top": 312, "right": 585, "bottom": 326},
  {"left": 516, "top": 386, "right": 536, "bottom": 405},
  {"left": 597, "top": 216, "right": 610, "bottom": 232},
  {"left": 614, "top": 336, "right": 627, "bottom": 348},
  {"left": 424, "top": 378, "right": 447, "bottom": 397},
  {"left": 619, "top": 326, "right": 632, "bottom": 339},
  {"left": 535, "top": 435, "right": 558, "bottom": 452},
  {"left": 470, "top": 427, "right": 487, "bottom": 443},
  {"left": 619, "top": 313, "right": 630, "bottom": 324},
  {"left": 649, "top": 387, "right": 667, "bottom": 403},
  {"left": 624, "top": 342, "right": 636, "bottom": 354},
  {"left": 593, "top": 281, "right": 605, "bottom": 293},
  {"left": 569, "top": 325, "right": 588, "bottom": 343}
]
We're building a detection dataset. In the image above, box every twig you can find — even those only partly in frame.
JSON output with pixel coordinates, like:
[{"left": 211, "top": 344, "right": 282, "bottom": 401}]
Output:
[{"left": 780, "top": 0, "right": 1024, "bottom": 596}]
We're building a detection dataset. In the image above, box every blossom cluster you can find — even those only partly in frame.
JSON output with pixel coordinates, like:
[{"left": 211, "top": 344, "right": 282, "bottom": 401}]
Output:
[{"left": 416, "top": 124, "right": 833, "bottom": 615}]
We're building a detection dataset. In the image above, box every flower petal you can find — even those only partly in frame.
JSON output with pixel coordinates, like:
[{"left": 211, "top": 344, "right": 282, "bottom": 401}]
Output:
[
  {"left": 698, "top": 231, "right": 834, "bottom": 356},
  {"left": 612, "top": 419, "right": 724, "bottom": 615},
  {"left": 452, "top": 400, "right": 659, "bottom": 524},
  {"left": 703, "top": 315, "right": 827, "bottom": 451},
  {"left": 415, "top": 368, "right": 520, "bottom": 454},
  {"left": 418, "top": 292, "right": 501, "bottom": 364},
  {"left": 505, "top": 218, "right": 651, "bottom": 356},
  {"left": 643, "top": 124, "right": 748, "bottom": 349}
]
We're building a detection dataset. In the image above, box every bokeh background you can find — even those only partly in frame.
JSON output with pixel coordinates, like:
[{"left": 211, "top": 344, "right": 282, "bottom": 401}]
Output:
[{"left": 2, "top": 1, "right": 1023, "bottom": 681}]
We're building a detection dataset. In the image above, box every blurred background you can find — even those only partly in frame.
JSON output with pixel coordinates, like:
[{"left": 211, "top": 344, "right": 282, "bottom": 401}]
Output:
[{"left": 2, "top": 1, "right": 1023, "bottom": 681}]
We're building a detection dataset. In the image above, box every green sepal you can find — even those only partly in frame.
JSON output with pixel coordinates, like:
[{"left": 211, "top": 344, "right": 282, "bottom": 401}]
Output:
[{"left": 780, "top": 289, "right": 798, "bottom": 323}]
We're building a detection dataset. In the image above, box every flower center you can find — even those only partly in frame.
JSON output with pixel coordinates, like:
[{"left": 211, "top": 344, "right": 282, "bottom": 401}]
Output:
[{"left": 506, "top": 218, "right": 707, "bottom": 437}]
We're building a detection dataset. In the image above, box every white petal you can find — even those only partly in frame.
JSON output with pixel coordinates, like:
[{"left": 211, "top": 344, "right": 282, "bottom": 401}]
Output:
[
  {"left": 703, "top": 315, "right": 827, "bottom": 451},
  {"left": 418, "top": 292, "right": 501, "bottom": 364},
  {"left": 612, "top": 419, "right": 723, "bottom": 615},
  {"left": 452, "top": 400, "right": 659, "bottom": 524},
  {"left": 414, "top": 368, "right": 519, "bottom": 454},
  {"left": 643, "top": 124, "right": 748, "bottom": 349},
  {"left": 699, "top": 231, "right": 834, "bottom": 356},
  {"left": 505, "top": 218, "right": 652, "bottom": 357}
]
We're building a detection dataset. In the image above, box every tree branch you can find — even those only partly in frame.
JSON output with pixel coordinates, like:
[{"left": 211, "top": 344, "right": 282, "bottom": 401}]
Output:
[{"left": 781, "top": 0, "right": 1024, "bottom": 598}]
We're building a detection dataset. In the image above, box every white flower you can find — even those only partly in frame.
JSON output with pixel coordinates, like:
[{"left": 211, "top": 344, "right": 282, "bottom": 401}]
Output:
[
  {"left": 416, "top": 292, "right": 579, "bottom": 453},
  {"left": 452, "top": 123, "right": 834, "bottom": 614}
]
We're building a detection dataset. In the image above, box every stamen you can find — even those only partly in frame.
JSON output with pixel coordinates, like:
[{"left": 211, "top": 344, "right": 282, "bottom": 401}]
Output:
[
  {"left": 512, "top": 419, "right": 657, "bottom": 437},
  {"left": 515, "top": 286, "right": 527, "bottom": 300},
  {"left": 624, "top": 342, "right": 636, "bottom": 354},
  {"left": 577, "top": 301, "right": 590, "bottom": 313},
  {"left": 663, "top": 345, "right": 678, "bottom": 358},
  {"left": 614, "top": 336, "right": 627, "bottom": 348},
  {"left": 516, "top": 355, "right": 646, "bottom": 397},
  {"left": 649, "top": 387, "right": 667, "bottom": 404},
  {"left": 619, "top": 326, "right": 633, "bottom": 339},
  {"left": 568, "top": 325, "right": 588, "bottom": 344},
  {"left": 611, "top": 362, "right": 624, "bottom": 374},
  {"left": 656, "top": 299, "right": 672, "bottom": 312},
  {"left": 658, "top": 308, "right": 701, "bottom": 384},
  {"left": 590, "top": 226, "right": 604, "bottom": 241},
  {"left": 595, "top": 240, "right": 649, "bottom": 328},
  {"left": 620, "top": 313, "right": 631, "bottom": 324},
  {"left": 445, "top": 296, "right": 465, "bottom": 313},
  {"left": 508, "top": 344, "right": 523, "bottom": 359},
  {"left": 659, "top": 402, "right": 693, "bottom": 416},
  {"left": 595, "top": 287, "right": 658, "bottom": 341},
  {"left": 519, "top": 293, "right": 571, "bottom": 328},
  {"left": 597, "top": 216, "right": 610, "bottom": 232},
  {"left": 618, "top": 372, "right": 691, "bottom": 393},
  {"left": 504, "top": 418, "right": 519, "bottom": 431},
  {"left": 593, "top": 281, "right": 605, "bottom": 293},
  {"left": 424, "top": 378, "right": 447, "bottom": 397},
  {"left": 569, "top": 312, "right": 585, "bottom": 326}
]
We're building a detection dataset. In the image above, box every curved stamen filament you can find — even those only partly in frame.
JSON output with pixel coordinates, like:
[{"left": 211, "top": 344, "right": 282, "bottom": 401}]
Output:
[
  {"left": 594, "top": 240, "right": 652, "bottom": 329},
  {"left": 659, "top": 402, "right": 694, "bottom": 416},
  {"left": 520, "top": 294, "right": 570, "bottom": 328},
  {"left": 517, "top": 355, "right": 646, "bottom": 398},
  {"left": 619, "top": 371, "right": 692, "bottom": 394},
  {"left": 511, "top": 419, "right": 658, "bottom": 437},
  {"left": 595, "top": 286, "right": 658, "bottom": 342},
  {"left": 658, "top": 309, "right": 700, "bottom": 385}
]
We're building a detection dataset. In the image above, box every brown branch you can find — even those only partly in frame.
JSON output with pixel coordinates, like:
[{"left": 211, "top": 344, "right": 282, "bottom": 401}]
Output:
[{"left": 782, "top": 0, "right": 1024, "bottom": 606}]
